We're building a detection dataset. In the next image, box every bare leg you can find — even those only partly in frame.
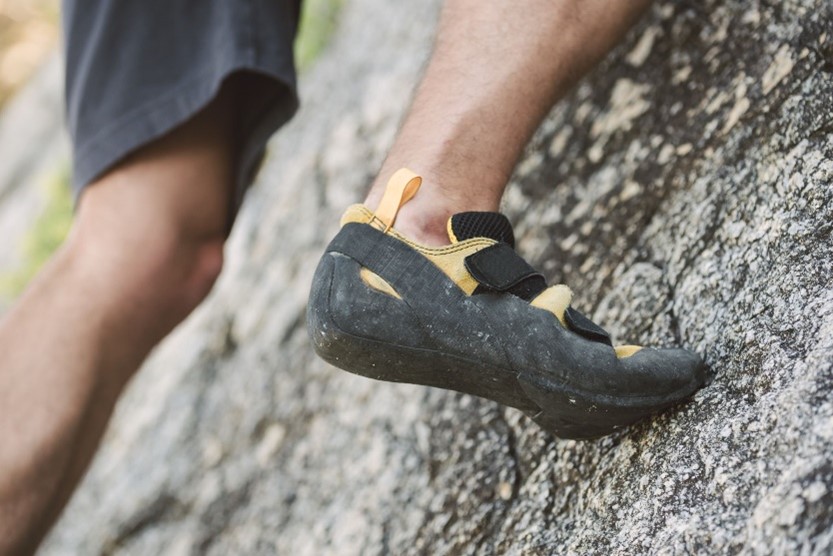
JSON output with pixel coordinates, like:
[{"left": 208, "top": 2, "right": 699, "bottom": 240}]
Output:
[
  {"left": 366, "top": 0, "right": 652, "bottom": 245},
  {"left": 0, "top": 88, "right": 235, "bottom": 554}
]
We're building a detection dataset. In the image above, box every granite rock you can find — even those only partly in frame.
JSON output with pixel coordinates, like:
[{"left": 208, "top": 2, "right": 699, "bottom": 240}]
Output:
[{"left": 39, "top": 0, "right": 833, "bottom": 554}]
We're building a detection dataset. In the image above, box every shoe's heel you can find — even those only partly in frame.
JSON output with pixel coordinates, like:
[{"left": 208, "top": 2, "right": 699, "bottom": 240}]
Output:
[
  {"left": 307, "top": 251, "right": 540, "bottom": 413},
  {"left": 307, "top": 252, "right": 342, "bottom": 365},
  {"left": 307, "top": 251, "right": 429, "bottom": 376}
]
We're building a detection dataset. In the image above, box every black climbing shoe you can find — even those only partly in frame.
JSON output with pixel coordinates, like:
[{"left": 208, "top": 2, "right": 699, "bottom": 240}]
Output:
[{"left": 307, "top": 169, "right": 707, "bottom": 439}]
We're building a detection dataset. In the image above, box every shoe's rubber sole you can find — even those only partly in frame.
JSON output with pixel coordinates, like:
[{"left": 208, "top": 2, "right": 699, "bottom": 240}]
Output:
[{"left": 308, "top": 224, "right": 706, "bottom": 440}]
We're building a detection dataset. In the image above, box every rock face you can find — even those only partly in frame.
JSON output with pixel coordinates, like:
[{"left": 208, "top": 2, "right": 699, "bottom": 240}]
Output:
[{"left": 39, "top": 0, "right": 833, "bottom": 554}]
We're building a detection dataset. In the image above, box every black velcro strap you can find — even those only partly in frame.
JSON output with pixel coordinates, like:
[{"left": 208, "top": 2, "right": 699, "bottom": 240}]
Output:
[
  {"left": 464, "top": 243, "right": 546, "bottom": 301},
  {"left": 564, "top": 307, "right": 612, "bottom": 346}
]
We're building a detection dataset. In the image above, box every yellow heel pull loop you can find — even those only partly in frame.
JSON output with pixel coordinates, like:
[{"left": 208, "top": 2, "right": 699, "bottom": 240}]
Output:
[{"left": 374, "top": 168, "right": 422, "bottom": 232}]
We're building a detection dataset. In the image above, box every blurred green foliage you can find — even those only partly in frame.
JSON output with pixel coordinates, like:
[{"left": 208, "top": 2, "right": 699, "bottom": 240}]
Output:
[
  {"left": 295, "top": 0, "right": 343, "bottom": 71},
  {"left": 0, "top": 165, "right": 73, "bottom": 298}
]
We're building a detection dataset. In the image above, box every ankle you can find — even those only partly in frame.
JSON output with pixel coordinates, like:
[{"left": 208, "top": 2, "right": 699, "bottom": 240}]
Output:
[
  {"left": 365, "top": 171, "right": 502, "bottom": 246},
  {"left": 392, "top": 199, "right": 455, "bottom": 246}
]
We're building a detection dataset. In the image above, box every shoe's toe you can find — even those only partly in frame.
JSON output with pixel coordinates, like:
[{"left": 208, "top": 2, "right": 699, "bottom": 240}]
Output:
[
  {"left": 522, "top": 347, "right": 706, "bottom": 440},
  {"left": 617, "top": 347, "right": 707, "bottom": 403}
]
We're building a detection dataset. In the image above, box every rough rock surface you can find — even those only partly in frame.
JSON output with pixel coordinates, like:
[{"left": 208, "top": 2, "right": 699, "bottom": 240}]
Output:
[{"left": 39, "top": 0, "right": 833, "bottom": 554}]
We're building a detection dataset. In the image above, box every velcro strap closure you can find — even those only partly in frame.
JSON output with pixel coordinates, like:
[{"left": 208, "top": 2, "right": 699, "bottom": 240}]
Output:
[
  {"left": 464, "top": 243, "right": 545, "bottom": 296},
  {"left": 564, "top": 306, "right": 612, "bottom": 346}
]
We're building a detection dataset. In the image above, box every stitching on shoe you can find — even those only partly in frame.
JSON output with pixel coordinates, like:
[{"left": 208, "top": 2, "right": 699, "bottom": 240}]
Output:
[{"left": 351, "top": 206, "right": 497, "bottom": 254}]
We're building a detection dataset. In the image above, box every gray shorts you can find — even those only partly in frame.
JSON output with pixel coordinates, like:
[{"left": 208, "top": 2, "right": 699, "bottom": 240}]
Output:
[{"left": 62, "top": 0, "right": 302, "bottom": 214}]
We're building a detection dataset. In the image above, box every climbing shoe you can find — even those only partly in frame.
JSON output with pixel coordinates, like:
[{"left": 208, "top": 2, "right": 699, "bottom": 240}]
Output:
[{"left": 307, "top": 169, "right": 707, "bottom": 439}]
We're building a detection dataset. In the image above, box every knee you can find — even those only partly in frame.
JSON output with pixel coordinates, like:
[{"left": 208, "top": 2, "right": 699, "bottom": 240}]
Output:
[
  {"left": 125, "top": 233, "right": 225, "bottom": 315},
  {"left": 68, "top": 222, "right": 226, "bottom": 321},
  {"left": 162, "top": 236, "right": 225, "bottom": 312}
]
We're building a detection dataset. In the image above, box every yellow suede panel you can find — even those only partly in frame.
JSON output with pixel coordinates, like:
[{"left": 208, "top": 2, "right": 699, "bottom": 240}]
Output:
[
  {"left": 374, "top": 168, "right": 422, "bottom": 231},
  {"left": 382, "top": 228, "right": 493, "bottom": 294},
  {"left": 360, "top": 267, "right": 402, "bottom": 299},
  {"left": 530, "top": 285, "right": 573, "bottom": 327},
  {"left": 340, "top": 204, "right": 390, "bottom": 232},
  {"left": 614, "top": 345, "right": 643, "bottom": 358},
  {"left": 338, "top": 205, "right": 495, "bottom": 295},
  {"left": 416, "top": 239, "right": 496, "bottom": 295},
  {"left": 340, "top": 204, "right": 375, "bottom": 226}
]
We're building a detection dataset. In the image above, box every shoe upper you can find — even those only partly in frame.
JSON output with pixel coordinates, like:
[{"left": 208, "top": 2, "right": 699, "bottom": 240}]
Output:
[
  {"left": 337, "top": 171, "right": 636, "bottom": 357},
  {"left": 310, "top": 168, "right": 706, "bottom": 408}
]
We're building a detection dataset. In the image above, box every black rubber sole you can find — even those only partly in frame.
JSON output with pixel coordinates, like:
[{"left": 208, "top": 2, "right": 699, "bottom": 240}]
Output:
[
  {"left": 308, "top": 250, "right": 704, "bottom": 440},
  {"left": 310, "top": 293, "right": 701, "bottom": 439}
]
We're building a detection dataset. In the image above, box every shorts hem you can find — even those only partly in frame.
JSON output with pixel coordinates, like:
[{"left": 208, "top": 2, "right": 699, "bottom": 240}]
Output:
[{"left": 71, "top": 64, "right": 299, "bottom": 206}]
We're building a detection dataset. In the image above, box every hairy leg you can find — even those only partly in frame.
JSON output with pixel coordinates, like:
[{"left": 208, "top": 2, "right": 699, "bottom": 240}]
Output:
[
  {"left": 366, "top": 0, "right": 653, "bottom": 245},
  {"left": 0, "top": 86, "right": 235, "bottom": 555}
]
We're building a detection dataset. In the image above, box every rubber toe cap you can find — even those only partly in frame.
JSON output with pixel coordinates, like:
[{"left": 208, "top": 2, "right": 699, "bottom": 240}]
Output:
[{"left": 618, "top": 347, "right": 706, "bottom": 400}]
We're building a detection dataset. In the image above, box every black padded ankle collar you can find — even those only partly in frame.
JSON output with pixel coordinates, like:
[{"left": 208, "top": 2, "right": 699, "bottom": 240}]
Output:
[{"left": 450, "top": 212, "right": 515, "bottom": 247}]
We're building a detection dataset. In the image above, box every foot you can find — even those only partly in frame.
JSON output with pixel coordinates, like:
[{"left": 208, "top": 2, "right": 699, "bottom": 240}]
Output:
[{"left": 308, "top": 169, "right": 707, "bottom": 439}]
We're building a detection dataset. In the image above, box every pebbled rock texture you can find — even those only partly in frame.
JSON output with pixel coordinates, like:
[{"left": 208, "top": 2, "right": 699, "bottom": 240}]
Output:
[{"left": 40, "top": 0, "right": 833, "bottom": 554}]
